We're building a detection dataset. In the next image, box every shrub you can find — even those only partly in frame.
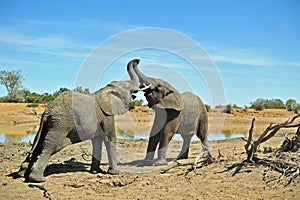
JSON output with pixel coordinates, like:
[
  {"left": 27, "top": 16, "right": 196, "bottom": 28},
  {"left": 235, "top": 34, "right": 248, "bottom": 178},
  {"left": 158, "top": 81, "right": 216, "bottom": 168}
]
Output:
[
  {"left": 205, "top": 104, "right": 211, "bottom": 112},
  {"left": 224, "top": 104, "right": 233, "bottom": 114},
  {"left": 129, "top": 99, "right": 143, "bottom": 110},
  {"left": 27, "top": 103, "right": 39, "bottom": 108},
  {"left": 250, "top": 98, "right": 285, "bottom": 110}
]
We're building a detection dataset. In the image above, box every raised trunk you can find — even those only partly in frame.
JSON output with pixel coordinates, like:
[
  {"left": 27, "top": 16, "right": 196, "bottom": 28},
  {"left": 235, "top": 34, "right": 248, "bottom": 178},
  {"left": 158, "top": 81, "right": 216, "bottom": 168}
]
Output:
[
  {"left": 127, "top": 59, "right": 140, "bottom": 90},
  {"left": 132, "top": 61, "right": 154, "bottom": 85}
]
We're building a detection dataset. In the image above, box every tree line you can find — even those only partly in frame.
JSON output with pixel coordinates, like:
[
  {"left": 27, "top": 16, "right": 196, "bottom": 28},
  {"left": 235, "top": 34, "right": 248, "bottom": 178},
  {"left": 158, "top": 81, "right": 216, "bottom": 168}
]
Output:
[
  {"left": 0, "top": 70, "right": 90, "bottom": 103},
  {"left": 0, "top": 69, "right": 299, "bottom": 113}
]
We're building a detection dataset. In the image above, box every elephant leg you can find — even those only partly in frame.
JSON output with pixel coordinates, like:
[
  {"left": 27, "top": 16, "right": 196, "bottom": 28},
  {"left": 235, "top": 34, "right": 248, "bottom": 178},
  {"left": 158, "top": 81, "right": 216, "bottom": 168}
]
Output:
[
  {"left": 101, "top": 116, "right": 119, "bottom": 174},
  {"left": 90, "top": 136, "right": 104, "bottom": 174},
  {"left": 177, "top": 134, "right": 192, "bottom": 160},
  {"left": 155, "top": 119, "right": 180, "bottom": 165},
  {"left": 27, "top": 129, "right": 66, "bottom": 182},
  {"left": 154, "top": 132, "right": 173, "bottom": 166},
  {"left": 138, "top": 113, "right": 164, "bottom": 166},
  {"left": 28, "top": 147, "right": 53, "bottom": 182},
  {"left": 145, "top": 130, "right": 161, "bottom": 160},
  {"left": 154, "top": 111, "right": 180, "bottom": 166},
  {"left": 104, "top": 135, "right": 119, "bottom": 175},
  {"left": 196, "top": 121, "right": 210, "bottom": 159}
]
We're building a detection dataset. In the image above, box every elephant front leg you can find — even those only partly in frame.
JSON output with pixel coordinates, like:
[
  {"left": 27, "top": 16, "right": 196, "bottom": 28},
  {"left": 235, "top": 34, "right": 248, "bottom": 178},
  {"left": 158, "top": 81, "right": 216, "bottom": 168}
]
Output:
[
  {"left": 154, "top": 132, "right": 174, "bottom": 166},
  {"left": 104, "top": 135, "right": 119, "bottom": 175},
  {"left": 137, "top": 129, "right": 161, "bottom": 166},
  {"left": 154, "top": 115, "right": 180, "bottom": 166},
  {"left": 90, "top": 136, "right": 104, "bottom": 174}
]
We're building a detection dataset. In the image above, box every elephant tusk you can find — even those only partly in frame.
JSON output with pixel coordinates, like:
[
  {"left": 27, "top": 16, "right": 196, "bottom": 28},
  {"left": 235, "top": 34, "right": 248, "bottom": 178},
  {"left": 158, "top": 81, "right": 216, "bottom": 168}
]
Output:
[{"left": 138, "top": 83, "right": 152, "bottom": 91}]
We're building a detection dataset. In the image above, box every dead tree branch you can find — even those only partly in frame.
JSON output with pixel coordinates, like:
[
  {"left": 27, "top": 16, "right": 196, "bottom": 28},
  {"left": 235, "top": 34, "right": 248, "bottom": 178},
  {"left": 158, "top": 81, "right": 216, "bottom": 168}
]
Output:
[
  {"left": 161, "top": 156, "right": 214, "bottom": 174},
  {"left": 28, "top": 184, "right": 51, "bottom": 199},
  {"left": 225, "top": 114, "right": 300, "bottom": 187},
  {"left": 245, "top": 114, "right": 300, "bottom": 161}
]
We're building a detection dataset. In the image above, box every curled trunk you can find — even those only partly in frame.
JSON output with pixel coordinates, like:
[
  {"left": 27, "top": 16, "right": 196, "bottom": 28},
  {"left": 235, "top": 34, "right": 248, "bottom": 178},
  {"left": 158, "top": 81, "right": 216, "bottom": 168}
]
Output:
[
  {"left": 132, "top": 61, "right": 154, "bottom": 85},
  {"left": 127, "top": 59, "right": 141, "bottom": 91}
]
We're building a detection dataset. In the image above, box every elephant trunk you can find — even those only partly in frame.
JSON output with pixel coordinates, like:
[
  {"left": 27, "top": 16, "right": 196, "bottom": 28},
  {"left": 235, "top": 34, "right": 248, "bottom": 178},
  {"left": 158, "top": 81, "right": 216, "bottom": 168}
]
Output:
[
  {"left": 127, "top": 59, "right": 140, "bottom": 91},
  {"left": 132, "top": 60, "right": 154, "bottom": 86}
]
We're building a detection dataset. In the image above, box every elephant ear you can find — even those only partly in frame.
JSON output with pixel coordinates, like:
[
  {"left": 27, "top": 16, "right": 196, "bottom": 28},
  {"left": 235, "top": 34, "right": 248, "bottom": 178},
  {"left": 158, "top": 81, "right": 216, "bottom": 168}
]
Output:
[
  {"left": 96, "top": 86, "right": 128, "bottom": 116},
  {"left": 156, "top": 86, "right": 184, "bottom": 111}
]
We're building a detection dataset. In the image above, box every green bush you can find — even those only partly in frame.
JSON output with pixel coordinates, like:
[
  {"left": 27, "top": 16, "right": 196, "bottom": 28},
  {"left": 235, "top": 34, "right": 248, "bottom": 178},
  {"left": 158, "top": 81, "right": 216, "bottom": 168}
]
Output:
[
  {"left": 27, "top": 103, "right": 39, "bottom": 108},
  {"left": 224, "top": 104, "right": 233, "bottom": 114},
  {"left": 205, "top": 104, "right": 211, "bottom": 112},
  {"left": 294, "top": 104, "right": 300, "bottom": 114},
  {"left": 250, "top": 98, "right": 285, "bottom": 110},
  {"left": 129, "top": 99, "right": 144, "bottom": 110}
]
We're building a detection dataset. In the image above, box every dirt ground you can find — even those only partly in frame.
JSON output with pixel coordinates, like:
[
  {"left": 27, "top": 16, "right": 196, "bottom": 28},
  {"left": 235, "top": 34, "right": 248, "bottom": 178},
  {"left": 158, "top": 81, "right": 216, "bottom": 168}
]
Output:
[
  {"left": 0, "top": 103, "right": 299, "bottom": 199},
  {"left": 1, "top": 137, "right": 299, "bottom": 199}
]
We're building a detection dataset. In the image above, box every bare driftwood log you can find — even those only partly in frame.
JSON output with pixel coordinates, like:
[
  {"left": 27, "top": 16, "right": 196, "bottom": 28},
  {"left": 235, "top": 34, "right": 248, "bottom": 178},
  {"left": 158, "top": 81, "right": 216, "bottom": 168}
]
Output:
[
  {"left": 279, "top": 126, "right": 300, "bottom": 152},
  {"left": 161, "top": 149, "right": 224, "bottom": 174},
  {"left": 245, "top": 114, "right": 300, "bottom": 161},
  {"left": 225, "top": 114, "right": 300, "bottom": 187}
]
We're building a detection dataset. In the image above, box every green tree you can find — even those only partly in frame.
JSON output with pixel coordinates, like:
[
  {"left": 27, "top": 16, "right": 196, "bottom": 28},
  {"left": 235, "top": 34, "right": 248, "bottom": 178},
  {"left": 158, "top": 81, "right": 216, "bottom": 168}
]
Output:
[
  {"left": 205, "top": 104, "right": 211, "bottom": 112},
  {"left": 129, "top": 99, "right": 144, "bottom": 110},
  {"left": 74, "top": 86, "right": 90, "bottom": 94},
  {"left": 250, "top": 98, "right": 286, "bottom": 110},
  {"left": 286, "top": 99, "right": 297, "bottom": 111},
  {"left": 294, "top": 104, "right": 300, "bottom": 114},
  {"left": 0, "top": 70, "right": 24, "bottom": 102},
  {"left": 224, "top": 104, "right": 233, "bottom": 114}
]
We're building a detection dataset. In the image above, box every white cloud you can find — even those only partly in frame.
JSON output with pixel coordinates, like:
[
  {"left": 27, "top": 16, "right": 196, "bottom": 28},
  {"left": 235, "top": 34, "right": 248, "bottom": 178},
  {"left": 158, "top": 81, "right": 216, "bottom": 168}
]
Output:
[{"left": 206, "top": 46, "right": 300, "bottom": 68}]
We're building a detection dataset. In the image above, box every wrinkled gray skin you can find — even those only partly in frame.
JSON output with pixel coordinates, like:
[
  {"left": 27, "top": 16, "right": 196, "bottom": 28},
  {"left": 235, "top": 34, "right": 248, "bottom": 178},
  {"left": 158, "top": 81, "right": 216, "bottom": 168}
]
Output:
[
  {"left": 18, "top": 59, "right": 140, "bottom": 182},
  {"left": 135, "top": 64, "right": 209, "bottom": 166}
]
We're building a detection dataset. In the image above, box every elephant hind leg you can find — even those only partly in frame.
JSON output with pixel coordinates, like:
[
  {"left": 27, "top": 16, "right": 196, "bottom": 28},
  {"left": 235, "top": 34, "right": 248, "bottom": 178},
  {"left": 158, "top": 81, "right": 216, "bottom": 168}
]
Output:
[
  {"left": 27, "top": 132, "right": 63, "bottom": 182},
  {"left": 177, "top": 135, "right": 192, "bottom": 160},
  {"left": 196, "top": 120, "right": 210, "bottom": 159},
  {"left": 27, "top": 150, "right": 51, "bottom": 182},
  {"left": 19, "top": 117, "right": 48, "bottom": 177}
]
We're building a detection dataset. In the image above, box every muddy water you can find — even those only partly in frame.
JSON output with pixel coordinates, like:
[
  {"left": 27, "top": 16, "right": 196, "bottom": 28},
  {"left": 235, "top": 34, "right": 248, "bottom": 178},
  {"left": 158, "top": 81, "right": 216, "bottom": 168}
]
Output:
[{"left": 0, "top": 121, "right": 269, "bottom": 143}]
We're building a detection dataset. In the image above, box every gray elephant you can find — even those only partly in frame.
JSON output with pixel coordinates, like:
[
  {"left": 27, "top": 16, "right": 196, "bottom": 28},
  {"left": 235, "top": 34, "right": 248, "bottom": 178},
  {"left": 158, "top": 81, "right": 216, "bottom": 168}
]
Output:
[
  {"left": 18, "top": 59, "right": 141, "bottom": 182},
  {"left": 135, "top": 63, "right": 210, "bottom": 166}
]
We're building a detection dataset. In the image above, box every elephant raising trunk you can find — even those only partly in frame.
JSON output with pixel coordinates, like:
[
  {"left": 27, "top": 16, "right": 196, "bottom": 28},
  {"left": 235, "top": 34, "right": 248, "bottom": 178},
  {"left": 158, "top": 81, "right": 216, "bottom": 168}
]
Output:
[
  {"left": 133, "top": 61, "right": 210, "bottom": 166},
  {"left": 18, "top": 59, "right": 141, "bottom": 182}
]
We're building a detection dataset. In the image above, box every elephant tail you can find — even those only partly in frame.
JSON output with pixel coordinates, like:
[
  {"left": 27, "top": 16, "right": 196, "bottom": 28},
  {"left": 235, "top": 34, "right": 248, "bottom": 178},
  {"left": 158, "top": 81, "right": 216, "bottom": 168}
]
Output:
[{"left": 29, "top": 112, "right": 49, "bottom": 160}]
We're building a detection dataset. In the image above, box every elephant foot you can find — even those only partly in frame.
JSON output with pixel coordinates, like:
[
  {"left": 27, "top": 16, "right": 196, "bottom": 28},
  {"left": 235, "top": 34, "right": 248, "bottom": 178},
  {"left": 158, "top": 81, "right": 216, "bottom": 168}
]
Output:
[
  {"left": 107, "top": 167, "right": 120, "bottom": 175},
  {"left": 137, "top": 159, "right": 153, "bottom": 167},
  {"left": 90, "top": 167, "right": 105, "bottom": 174},
  {"left": 153, "top": 159, "right": 168, "bottom": 166},
  {"left": 28, "top": 171, "right": 45, "bottom": 183},
  {"left": 17, "top": 169, "right": 26, "bottom": 178},
  {"left": 177, "top": 154, "right": 188, "bottom": 160},
  {"left": 198, "top": 150, "right": 211, "bottom": 159}
]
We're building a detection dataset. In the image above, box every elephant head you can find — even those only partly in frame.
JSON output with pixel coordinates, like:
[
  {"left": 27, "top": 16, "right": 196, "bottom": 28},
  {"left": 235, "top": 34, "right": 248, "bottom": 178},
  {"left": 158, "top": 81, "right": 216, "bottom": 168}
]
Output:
[
  {"left": 133, "top": 62, "right": 184, "bottom": 111},
  {"left": 96, "top": 59, "right": 141, "bottom": 115}
]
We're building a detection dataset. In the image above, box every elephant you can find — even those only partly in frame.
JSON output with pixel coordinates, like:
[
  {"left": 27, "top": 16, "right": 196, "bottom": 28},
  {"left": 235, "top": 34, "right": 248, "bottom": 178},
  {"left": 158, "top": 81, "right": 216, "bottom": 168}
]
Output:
[
  {"left": 134, "top": 62, "right": 210, "bottom": 166},
  {"left": 18, "top": 59, "right": 141, "bottom": 182}
]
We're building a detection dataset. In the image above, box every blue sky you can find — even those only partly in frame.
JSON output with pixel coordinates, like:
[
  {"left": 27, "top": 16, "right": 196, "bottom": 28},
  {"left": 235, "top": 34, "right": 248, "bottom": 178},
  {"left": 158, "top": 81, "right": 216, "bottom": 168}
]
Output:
[{"left": 0, "top": 0, "right": 299, "bottom": 107}]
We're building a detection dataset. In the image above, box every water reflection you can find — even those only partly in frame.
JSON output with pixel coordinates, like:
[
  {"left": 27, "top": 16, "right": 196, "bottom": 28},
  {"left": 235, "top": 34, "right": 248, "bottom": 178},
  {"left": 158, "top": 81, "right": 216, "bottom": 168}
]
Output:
[
  {"left": 0, "top": 131, "right": 247, "bottom": 143},
  {"left": 0, "top": 122, "right": 253, "bottom": 143}
]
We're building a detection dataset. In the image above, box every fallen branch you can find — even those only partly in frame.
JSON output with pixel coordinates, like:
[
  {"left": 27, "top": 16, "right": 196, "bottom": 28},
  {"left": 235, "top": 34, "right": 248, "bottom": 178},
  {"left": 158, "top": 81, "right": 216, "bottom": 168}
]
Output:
[
  {"left": 161, "top": 151, "right": 220, "bottom": 174},
  {"left": 224, "top": 114, "right": 300, "bottom": 187},
  {"left": 28, "top": 184, "right": 51, "bottom": 199},
  {"left": 245, "top": 114, "right": 300, "bottom": 161}
]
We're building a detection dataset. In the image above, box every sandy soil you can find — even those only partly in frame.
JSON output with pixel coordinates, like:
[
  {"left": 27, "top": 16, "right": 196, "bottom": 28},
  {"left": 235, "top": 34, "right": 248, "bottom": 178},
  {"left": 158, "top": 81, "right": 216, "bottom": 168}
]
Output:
[
  {"left": 1, "top": 137, "right": 299, "bottom": 199},
  {"left": 0, "top": 103, "right": 299, "bottom": 199}
]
